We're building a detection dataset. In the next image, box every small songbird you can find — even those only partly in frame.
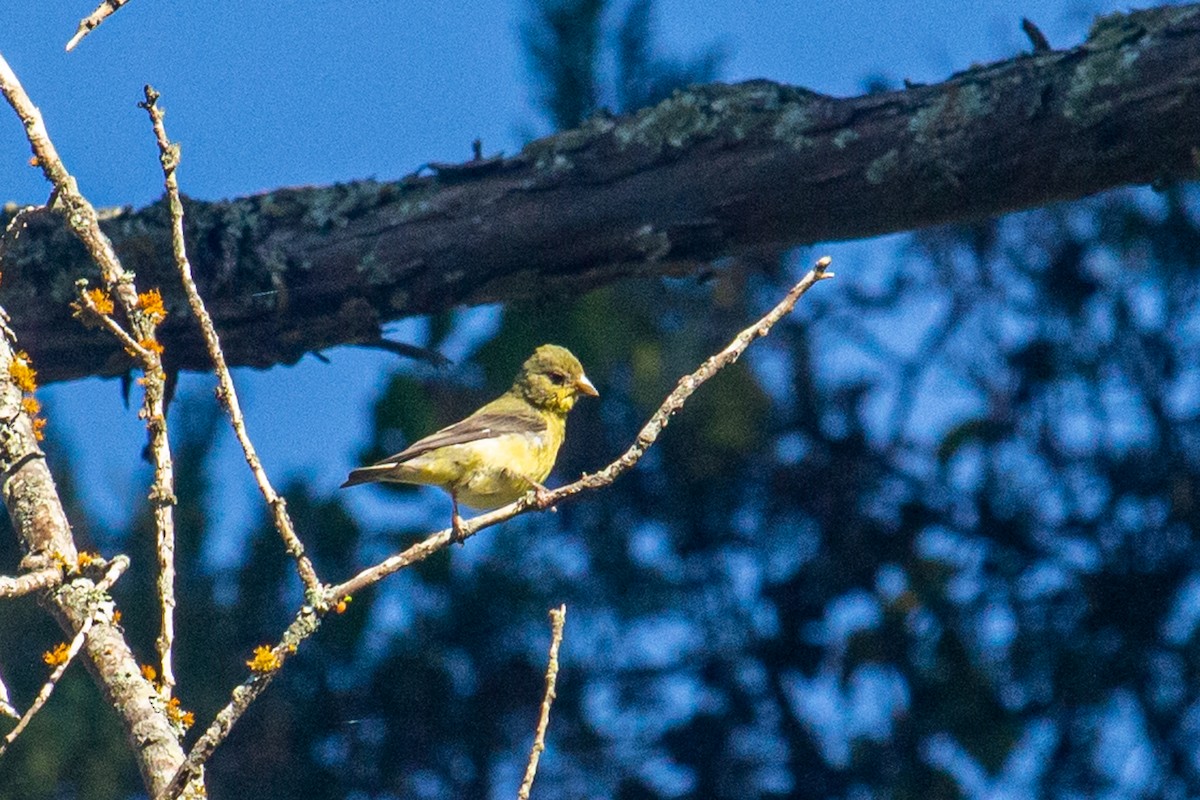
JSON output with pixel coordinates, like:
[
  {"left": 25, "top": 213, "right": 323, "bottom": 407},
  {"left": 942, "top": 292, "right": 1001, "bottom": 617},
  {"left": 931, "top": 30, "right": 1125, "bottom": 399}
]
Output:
[{"left": 342, "top": 344, "right": 598, "bottom": 540}]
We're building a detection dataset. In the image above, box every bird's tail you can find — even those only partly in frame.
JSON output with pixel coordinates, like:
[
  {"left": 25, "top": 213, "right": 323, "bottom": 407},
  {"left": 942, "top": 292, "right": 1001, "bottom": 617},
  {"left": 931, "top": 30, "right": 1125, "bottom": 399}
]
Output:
[{"left": 341, "top": 464, "right": 400, "bottom": 488}]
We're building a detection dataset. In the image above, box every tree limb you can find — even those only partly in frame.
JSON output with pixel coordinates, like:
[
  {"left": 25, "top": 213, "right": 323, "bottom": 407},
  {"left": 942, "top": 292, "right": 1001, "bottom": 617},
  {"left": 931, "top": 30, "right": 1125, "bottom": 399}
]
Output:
[
  {"left": 0, "top": 312, "right": 196, "bottom": 796},
  {"left": 5, "top": 3, "right": 1200, "bottom": 384},
  {"left": 0, "top": 566, "right": 60, "bottom": 598},
  {"left": 0, "top": 556, "right": 127, "bottom": 759}
]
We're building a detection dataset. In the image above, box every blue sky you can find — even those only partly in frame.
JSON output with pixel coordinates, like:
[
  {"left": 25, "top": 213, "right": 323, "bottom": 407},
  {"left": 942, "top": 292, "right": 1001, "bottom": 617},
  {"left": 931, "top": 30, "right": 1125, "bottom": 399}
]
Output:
[{"left": 1, "top": 1, "right": 1133, "bottom": 550}]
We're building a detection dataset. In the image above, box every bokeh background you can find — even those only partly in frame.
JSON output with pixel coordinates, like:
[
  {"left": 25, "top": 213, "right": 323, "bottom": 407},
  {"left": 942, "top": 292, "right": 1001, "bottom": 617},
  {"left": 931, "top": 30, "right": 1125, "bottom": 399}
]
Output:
[{"left": 2, "top": 1, "right": 1199, "bottom": 798}]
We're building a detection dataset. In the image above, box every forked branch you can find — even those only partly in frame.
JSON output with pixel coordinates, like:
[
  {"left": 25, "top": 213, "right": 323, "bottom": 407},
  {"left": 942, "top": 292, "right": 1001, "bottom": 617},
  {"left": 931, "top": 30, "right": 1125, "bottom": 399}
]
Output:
[{"left": 0, "top": 557, "right": 128, "bottom": 758}]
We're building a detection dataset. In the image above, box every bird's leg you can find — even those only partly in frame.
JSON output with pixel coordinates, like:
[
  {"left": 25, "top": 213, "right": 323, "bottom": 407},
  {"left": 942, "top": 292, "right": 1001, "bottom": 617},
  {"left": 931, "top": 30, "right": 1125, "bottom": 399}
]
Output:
[
  {"left": 450, "top": 493, "right": 468, "bottom": 545},
  {"left": 499, "top": 467, "right": 556, "bottom": 510}
]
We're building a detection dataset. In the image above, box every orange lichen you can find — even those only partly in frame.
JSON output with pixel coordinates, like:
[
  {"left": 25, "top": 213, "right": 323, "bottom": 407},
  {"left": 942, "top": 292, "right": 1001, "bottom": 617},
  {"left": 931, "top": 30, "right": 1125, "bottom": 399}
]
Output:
[
  {"left": 137, "top": 289, "right": 168, "bottom": 324},
  {"left": 42, "top": 643, "right": 70, "bottom": 667},
  {"left": 246, "top": 645, "right": 282, "bottom": 673},
  {"left": 75, "top": 551, "right": 97, "bottom": 569},
  {"left": 85, "top": 288, "right": 114, "bottom": 316},
  {"left": 9, "top": 351, "right": 37, "bottom": 392},
  {"left": 334, "top": 595, "right": 352, "bottom": 614},
  {"left": 166, "top": 697, "right": 194, "bottom": 729},
  {"left": 141, "top": 664, "right": 158, "bottom": 682},
  {"left": 139, "top": 338, "right": 164, "bottom": 355},
  {"left": 17, "top": 380, "right": 47, "bottom": 440}
]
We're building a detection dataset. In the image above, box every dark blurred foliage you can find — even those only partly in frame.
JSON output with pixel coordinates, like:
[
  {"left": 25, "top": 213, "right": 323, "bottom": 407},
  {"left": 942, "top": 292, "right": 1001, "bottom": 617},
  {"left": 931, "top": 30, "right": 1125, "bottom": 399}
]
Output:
[
  {"left": 522, "top": 0, "right": 723, "bottom": 131},
  {"left": 4, "top": 1, "right": 1200, "bottom": 799}
]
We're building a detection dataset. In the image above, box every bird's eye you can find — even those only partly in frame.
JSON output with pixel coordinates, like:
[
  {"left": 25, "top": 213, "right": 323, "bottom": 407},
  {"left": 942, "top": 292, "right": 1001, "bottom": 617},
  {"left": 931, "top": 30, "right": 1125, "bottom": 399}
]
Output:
[{"left": 548, "top": 371, "right": 567, "bottom": 385}]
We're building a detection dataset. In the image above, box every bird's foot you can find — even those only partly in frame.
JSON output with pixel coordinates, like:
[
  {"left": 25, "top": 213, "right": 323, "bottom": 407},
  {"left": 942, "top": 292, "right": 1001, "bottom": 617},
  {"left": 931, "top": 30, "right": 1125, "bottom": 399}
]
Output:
[
  {"left": 528, "top": 482, "right": 556, "bottom": 512},
  {"left": 451, "top": 513, "right": 469, "bottom": 545}
]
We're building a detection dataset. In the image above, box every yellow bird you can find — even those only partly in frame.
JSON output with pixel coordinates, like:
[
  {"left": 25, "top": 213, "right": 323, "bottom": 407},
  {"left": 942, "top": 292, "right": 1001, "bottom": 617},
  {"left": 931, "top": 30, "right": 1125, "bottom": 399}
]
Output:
[{"left": 342, "top": 344, "right": 598, "bottom": 539}]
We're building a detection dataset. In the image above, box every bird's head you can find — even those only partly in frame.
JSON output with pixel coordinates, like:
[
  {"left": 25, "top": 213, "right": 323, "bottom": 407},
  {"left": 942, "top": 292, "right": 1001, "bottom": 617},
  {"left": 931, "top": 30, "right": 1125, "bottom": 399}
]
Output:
[{"left": 514, "top": 344, "right": 598, "bottom": 414}]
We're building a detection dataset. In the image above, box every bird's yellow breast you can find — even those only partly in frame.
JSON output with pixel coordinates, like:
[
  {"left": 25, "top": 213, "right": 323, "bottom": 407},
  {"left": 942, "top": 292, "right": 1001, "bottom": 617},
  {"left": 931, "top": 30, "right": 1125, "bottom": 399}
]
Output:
[{"left": 397, "top": 418, "right": 565, "bottom": 509}]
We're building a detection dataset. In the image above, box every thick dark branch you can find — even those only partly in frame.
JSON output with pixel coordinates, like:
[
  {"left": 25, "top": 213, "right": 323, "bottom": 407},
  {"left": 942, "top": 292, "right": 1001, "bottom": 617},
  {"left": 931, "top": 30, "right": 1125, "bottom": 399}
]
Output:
[{"left": 6, "top": 3, "right": 1200, "bottom": 384}]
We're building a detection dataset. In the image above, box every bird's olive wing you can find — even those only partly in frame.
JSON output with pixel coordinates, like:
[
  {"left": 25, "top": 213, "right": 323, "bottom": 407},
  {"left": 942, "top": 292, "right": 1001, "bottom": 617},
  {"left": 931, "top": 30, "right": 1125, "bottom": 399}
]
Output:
[{"left": 378, "top": 408, "right": 548, "bottom": 465}]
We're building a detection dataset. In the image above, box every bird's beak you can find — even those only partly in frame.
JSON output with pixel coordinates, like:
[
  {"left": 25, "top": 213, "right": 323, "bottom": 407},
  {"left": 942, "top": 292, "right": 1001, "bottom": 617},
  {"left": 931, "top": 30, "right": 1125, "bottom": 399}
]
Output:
[{"left": 576, "top": 374, "right": 599, "bottom": 397}]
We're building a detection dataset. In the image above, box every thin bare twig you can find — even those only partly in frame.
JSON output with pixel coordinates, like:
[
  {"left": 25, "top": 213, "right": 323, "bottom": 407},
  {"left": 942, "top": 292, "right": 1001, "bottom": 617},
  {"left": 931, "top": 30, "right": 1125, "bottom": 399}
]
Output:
[
  {"left": 65, "top": 0, "right": 134, "bottom": 51},
  {"left": 0, "top": 567, "right": 61, "bottom": 599},
  {"left": 0, "top": 57, "right": 127, "bottom": 292},
  {"left": 72, "top": 283, "right": 177, "bottom": 690},
  {"left": 138, "top": 85, "right": 323, "bottom": 598},
  {"left": 0, "top": 50, "right": 180, "bottom": 694},
  {"left": 160, "top": 256, "right": 833, "bottom": 799},
  {"left": 355, "top": 338, "right": 453, "bottom": 367},
  {"left": 518, "top": 605, "right": 567, "bottom": 800},
  {"left": 0, "top": 556, "right": 127, "bottom": 757}
]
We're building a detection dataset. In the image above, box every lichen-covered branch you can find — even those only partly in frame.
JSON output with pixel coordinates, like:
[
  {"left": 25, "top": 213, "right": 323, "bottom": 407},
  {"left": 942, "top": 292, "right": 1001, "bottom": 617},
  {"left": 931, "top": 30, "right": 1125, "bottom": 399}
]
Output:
[
  {"left": 0, "top": 566, "right": 61, "bottom": 598},
  {"left": 4, "top": 3, "right": 1200, "bottom": 385},
  {"left": 0, "top": 556, "right": 127, "bottom": 758},
  {"left": 0, "top": 49, "right": 202, "bottom": 796},
  {"left": 0, "top": 310, "right": 193, "bottom": 796},
  {"left": 0, "top": 49, "right": 182, "bottom": 695},
  {"left": 159, "top": 608, "right": 321, "bottom": 799}
]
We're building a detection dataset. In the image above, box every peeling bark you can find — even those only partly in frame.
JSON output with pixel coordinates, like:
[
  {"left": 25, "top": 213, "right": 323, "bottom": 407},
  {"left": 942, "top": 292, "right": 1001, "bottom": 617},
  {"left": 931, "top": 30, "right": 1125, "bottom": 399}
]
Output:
[{"left": 4, "top": 2, "right": 1200, "bottom": 384}]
